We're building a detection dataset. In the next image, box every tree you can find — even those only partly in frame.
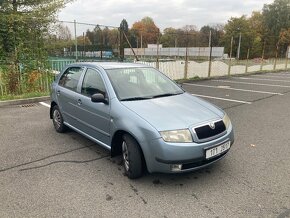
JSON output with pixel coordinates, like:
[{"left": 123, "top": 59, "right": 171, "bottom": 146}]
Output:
[
  {"left": 247, "top": 12, "right": 265, "bottom": 58},
  {"left": 119, "top": 19, "right": 130, "bottom": 60},
  {"left": 278, "top": 28, "right": 290, "bottom": 55},
  {"left": 131, "top": 17, "right": 160, "bottom": 48},
  {"left": 199, "top": 24, "right": 224, "bottom": 47},
  {"left": 86, "top": 26, "right": 118, "bottom": 53},
  {"left": 46, "top": 24, "right": 74, "bottom": 57},
  {"left": 222, "top": 16, "right": 255, "bottom": 59},
  {"left": 263, "top": 0, "right": 290, "bottom": 39},
  {"left": 0, "top": 0, "right": 73, "bottom": 60},
  {"left": 179, "top": 25, "right": 198, "bottom": 47},
  {"left": 56, "top": 24, "right": 72, "bottom": 40},
  {"left": 160, "top": 28, "right": 178, "bottom": 47},
  {"left": 0, "top": 0, "right": 73, "bottom": 93},
  {"left": 262, "top": 0, "right": 290, "bottom": 56},
  {"left": 120, "top": 19, "right": 129, "bottom": 33}
]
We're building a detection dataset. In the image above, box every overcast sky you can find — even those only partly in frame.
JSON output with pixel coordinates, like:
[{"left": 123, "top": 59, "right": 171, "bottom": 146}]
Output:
[{"left": 58, "top": 0, "right": 274, "bottom": 32}]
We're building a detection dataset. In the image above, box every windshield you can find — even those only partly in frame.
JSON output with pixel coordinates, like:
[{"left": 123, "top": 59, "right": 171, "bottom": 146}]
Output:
[{"left": 106, "top": 67, "right": 184, "bottom": 101}]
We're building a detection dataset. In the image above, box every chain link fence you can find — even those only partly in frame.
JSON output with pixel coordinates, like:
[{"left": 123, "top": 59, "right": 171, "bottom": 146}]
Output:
[{"left": 1, "top": 20, "right": 290, "bottom": 97}]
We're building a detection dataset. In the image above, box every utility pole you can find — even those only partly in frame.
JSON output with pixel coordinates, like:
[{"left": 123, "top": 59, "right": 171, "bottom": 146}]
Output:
[
  {"left": 123, "top": 31, "right": 139, "bottom": 61},
  {"left": 119, "top": 28, "right": 124, "bottom": 61}
]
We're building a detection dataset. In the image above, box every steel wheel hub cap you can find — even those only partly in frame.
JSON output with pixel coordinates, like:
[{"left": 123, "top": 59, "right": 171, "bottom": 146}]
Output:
[
  {"left": 122, "top": 141, "right": 129, "bottom": 171},
  {"left": 53, "top": 110, "right": 61, "bottom": 128}
]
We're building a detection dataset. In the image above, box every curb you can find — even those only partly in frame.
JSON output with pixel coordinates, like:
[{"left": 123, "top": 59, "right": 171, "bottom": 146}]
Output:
[{"left": 0, "top": 96, "right": 50, "bottom": 107}]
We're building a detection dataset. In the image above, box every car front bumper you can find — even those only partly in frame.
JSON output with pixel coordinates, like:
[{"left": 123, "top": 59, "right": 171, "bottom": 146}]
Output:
[{"left": 141, "top": 125, "right": 234, "bottom": 173}]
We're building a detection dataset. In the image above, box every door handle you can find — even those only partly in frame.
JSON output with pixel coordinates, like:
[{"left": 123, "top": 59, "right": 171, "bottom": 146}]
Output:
[
  {"left": 77, "top": 99, "right": 82, "bottom": 105},
  {"left": 56, "top": 90, "right": 60, "bottom": 96}
]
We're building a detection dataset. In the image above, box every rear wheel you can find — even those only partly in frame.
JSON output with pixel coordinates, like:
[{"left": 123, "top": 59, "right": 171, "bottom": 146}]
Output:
[
  {"left": 52, "top": 105, "right": 67, "bottom": 133},
  {"left": 122, "top": 134, "right": 143, "bottom": 179}
]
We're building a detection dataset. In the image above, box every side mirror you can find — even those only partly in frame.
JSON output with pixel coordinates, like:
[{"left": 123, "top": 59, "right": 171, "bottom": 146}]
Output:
[
  {"left": 178, "top": 83, "right": 183, "bottom": 88},
  {"left": 175, "top": 81, "right": 183, "bottom": 88},
  {"left": 91, "top": 93, "right": 108, "bottom": 104}
]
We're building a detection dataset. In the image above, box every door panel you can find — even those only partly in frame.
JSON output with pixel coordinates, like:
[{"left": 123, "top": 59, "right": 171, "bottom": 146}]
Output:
[
  {"left": 74, "top": 68, "right": 111, "bottom": 145},
  {"left": 56, "top": 67, "right": 84, "bottom": 126}
]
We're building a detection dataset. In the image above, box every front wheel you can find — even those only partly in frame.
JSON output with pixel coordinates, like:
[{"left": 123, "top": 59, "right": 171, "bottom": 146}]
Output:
[
  {"left": 52, "top": 105, "right": 67, "bottom": 133},
  {"left": 122, "top": 134, "right": 143, "bottom": 179}
]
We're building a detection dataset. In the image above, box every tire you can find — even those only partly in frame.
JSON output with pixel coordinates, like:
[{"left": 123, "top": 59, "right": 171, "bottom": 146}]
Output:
[
  {"left": 122, "top": 134, "right": 143, "bottom": 179},
  {"left": 52, "top": 105, "right": 67, "bottom": 133}
]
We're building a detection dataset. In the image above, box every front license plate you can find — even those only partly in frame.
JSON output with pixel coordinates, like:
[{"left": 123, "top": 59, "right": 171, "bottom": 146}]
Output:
[{"left": 205, "top": 141, "right": 231, "bottom": 159}]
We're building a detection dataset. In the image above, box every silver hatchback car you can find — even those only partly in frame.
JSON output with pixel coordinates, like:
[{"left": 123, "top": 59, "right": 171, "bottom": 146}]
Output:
[{"left": 50, "top": 62, "right": 234, "bottom": 179}]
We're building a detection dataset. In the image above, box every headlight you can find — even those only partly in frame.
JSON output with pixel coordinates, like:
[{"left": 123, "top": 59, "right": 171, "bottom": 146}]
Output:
[
  {"left": 159, "top": 129, "right": 193, "bottom": 143},
  {"left": 223, "top": 113, "right": 231, "bottom": 130}
]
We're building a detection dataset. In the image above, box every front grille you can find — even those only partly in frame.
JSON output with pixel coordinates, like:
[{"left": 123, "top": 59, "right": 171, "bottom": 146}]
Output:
[{"left": 194, "top": 120, "right": 226, "bottom": 140}]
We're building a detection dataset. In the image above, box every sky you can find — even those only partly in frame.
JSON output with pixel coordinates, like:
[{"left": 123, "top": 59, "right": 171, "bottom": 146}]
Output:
[{"left": 58, "top": 0, "right": 274, "bottom": 33}]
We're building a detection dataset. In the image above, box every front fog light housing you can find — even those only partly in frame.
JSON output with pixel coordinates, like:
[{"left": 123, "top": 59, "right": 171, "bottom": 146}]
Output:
[
  {"left": 171, "top": 164, "right": 183, "bottom": 172},
  {"left": 159, "top": 129, "right": 193, "bottom": 143}
]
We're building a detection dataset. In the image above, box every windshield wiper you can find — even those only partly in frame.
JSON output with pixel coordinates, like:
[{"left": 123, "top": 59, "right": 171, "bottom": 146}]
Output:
[
  {"left": 121, "top": 97, "right": 152, "bottom": 101},
  {"left": 152, "top": 92, "right": 183, "bottom": 99}
]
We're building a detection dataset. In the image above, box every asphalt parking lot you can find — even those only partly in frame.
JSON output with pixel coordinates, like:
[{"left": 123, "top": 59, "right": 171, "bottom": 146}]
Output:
[{"left": 0, "top": 72, "right": 290, "bottom": 218}]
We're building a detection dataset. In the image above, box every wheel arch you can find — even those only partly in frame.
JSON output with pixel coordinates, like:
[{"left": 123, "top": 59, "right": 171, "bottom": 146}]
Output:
[
  {"left": 50, "top": 101, "right": 57, "bottom": 119},
  {"left": 111, "top": 130, "right": 147, "bottom": 171}
]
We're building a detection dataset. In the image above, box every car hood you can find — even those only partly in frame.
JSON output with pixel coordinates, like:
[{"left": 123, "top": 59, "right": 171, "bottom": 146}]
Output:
[{"left": 121, "top": 93, "right": 224, "bottom": 131}]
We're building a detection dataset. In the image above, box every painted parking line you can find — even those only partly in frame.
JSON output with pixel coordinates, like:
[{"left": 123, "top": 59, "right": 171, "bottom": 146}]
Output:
[
  {"left": 212, "top": 80, "right": 290, "bottom": 88},
  {"left": 268, "top": 72, "right": 290, "bottom": 75},
  {"left": 192, "top": 94, "right": 252, "bottom": 104},
  {"left": 40, "top": 102, "right": 50, "bottom": 108},
  {"left": 184, "top": 83, "right": 283, "bottom": 95},
  {"left": 234, "top": 77, "right": 290, "bottom": 83},
  {"left": 251, "top": 75, "right": 290, "bottom": 79}
]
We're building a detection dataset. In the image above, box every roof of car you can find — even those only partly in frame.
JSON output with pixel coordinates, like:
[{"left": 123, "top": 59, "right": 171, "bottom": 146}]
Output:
[{"left": 69, "top": 62, "right": 149, "bottom": 70}]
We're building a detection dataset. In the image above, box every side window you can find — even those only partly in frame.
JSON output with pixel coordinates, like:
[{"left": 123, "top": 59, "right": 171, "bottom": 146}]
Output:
[
  {"left": 81, "top": 68, "right": 106, "bottom": 97},
  {"left": 58, "top": 67, "right": 83, "bottom": 92}
]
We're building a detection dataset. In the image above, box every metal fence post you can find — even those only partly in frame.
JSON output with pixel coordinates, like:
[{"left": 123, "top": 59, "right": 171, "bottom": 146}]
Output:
[
  {"left": 208, "top": 46, "right": 212, "bottom": 78},
  {"left": 237, "top": 32, "right": 242, "bottom": 60},
  {"left": 208, "top": 31, "right": 212, "bottom": 77},
  {"left": 184, "top": 47, "right": 188, "bottom": 79},
  {"left": 285, "top": 46, "right": 289, "bottom": 70},
  {"left": 245, "top": 48, "right": 250, "bottom": 73},
  {"left": 227, "top": 36, "right": 233, "bottom": 76},
  {"left": 273, "top": 44, "right": 278, "bottom": 70},
  {"left": 156, "top": 47, "right": 159, "bottom": 70},
  {"left": 260, "top": 41, "right": 266, "bottom": 71},
  {"left": 74, "top": 20, "right": 78, "bottom": 61},
  {"left": 156, "top": 32, "right": 160, "bottom": 70}
]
